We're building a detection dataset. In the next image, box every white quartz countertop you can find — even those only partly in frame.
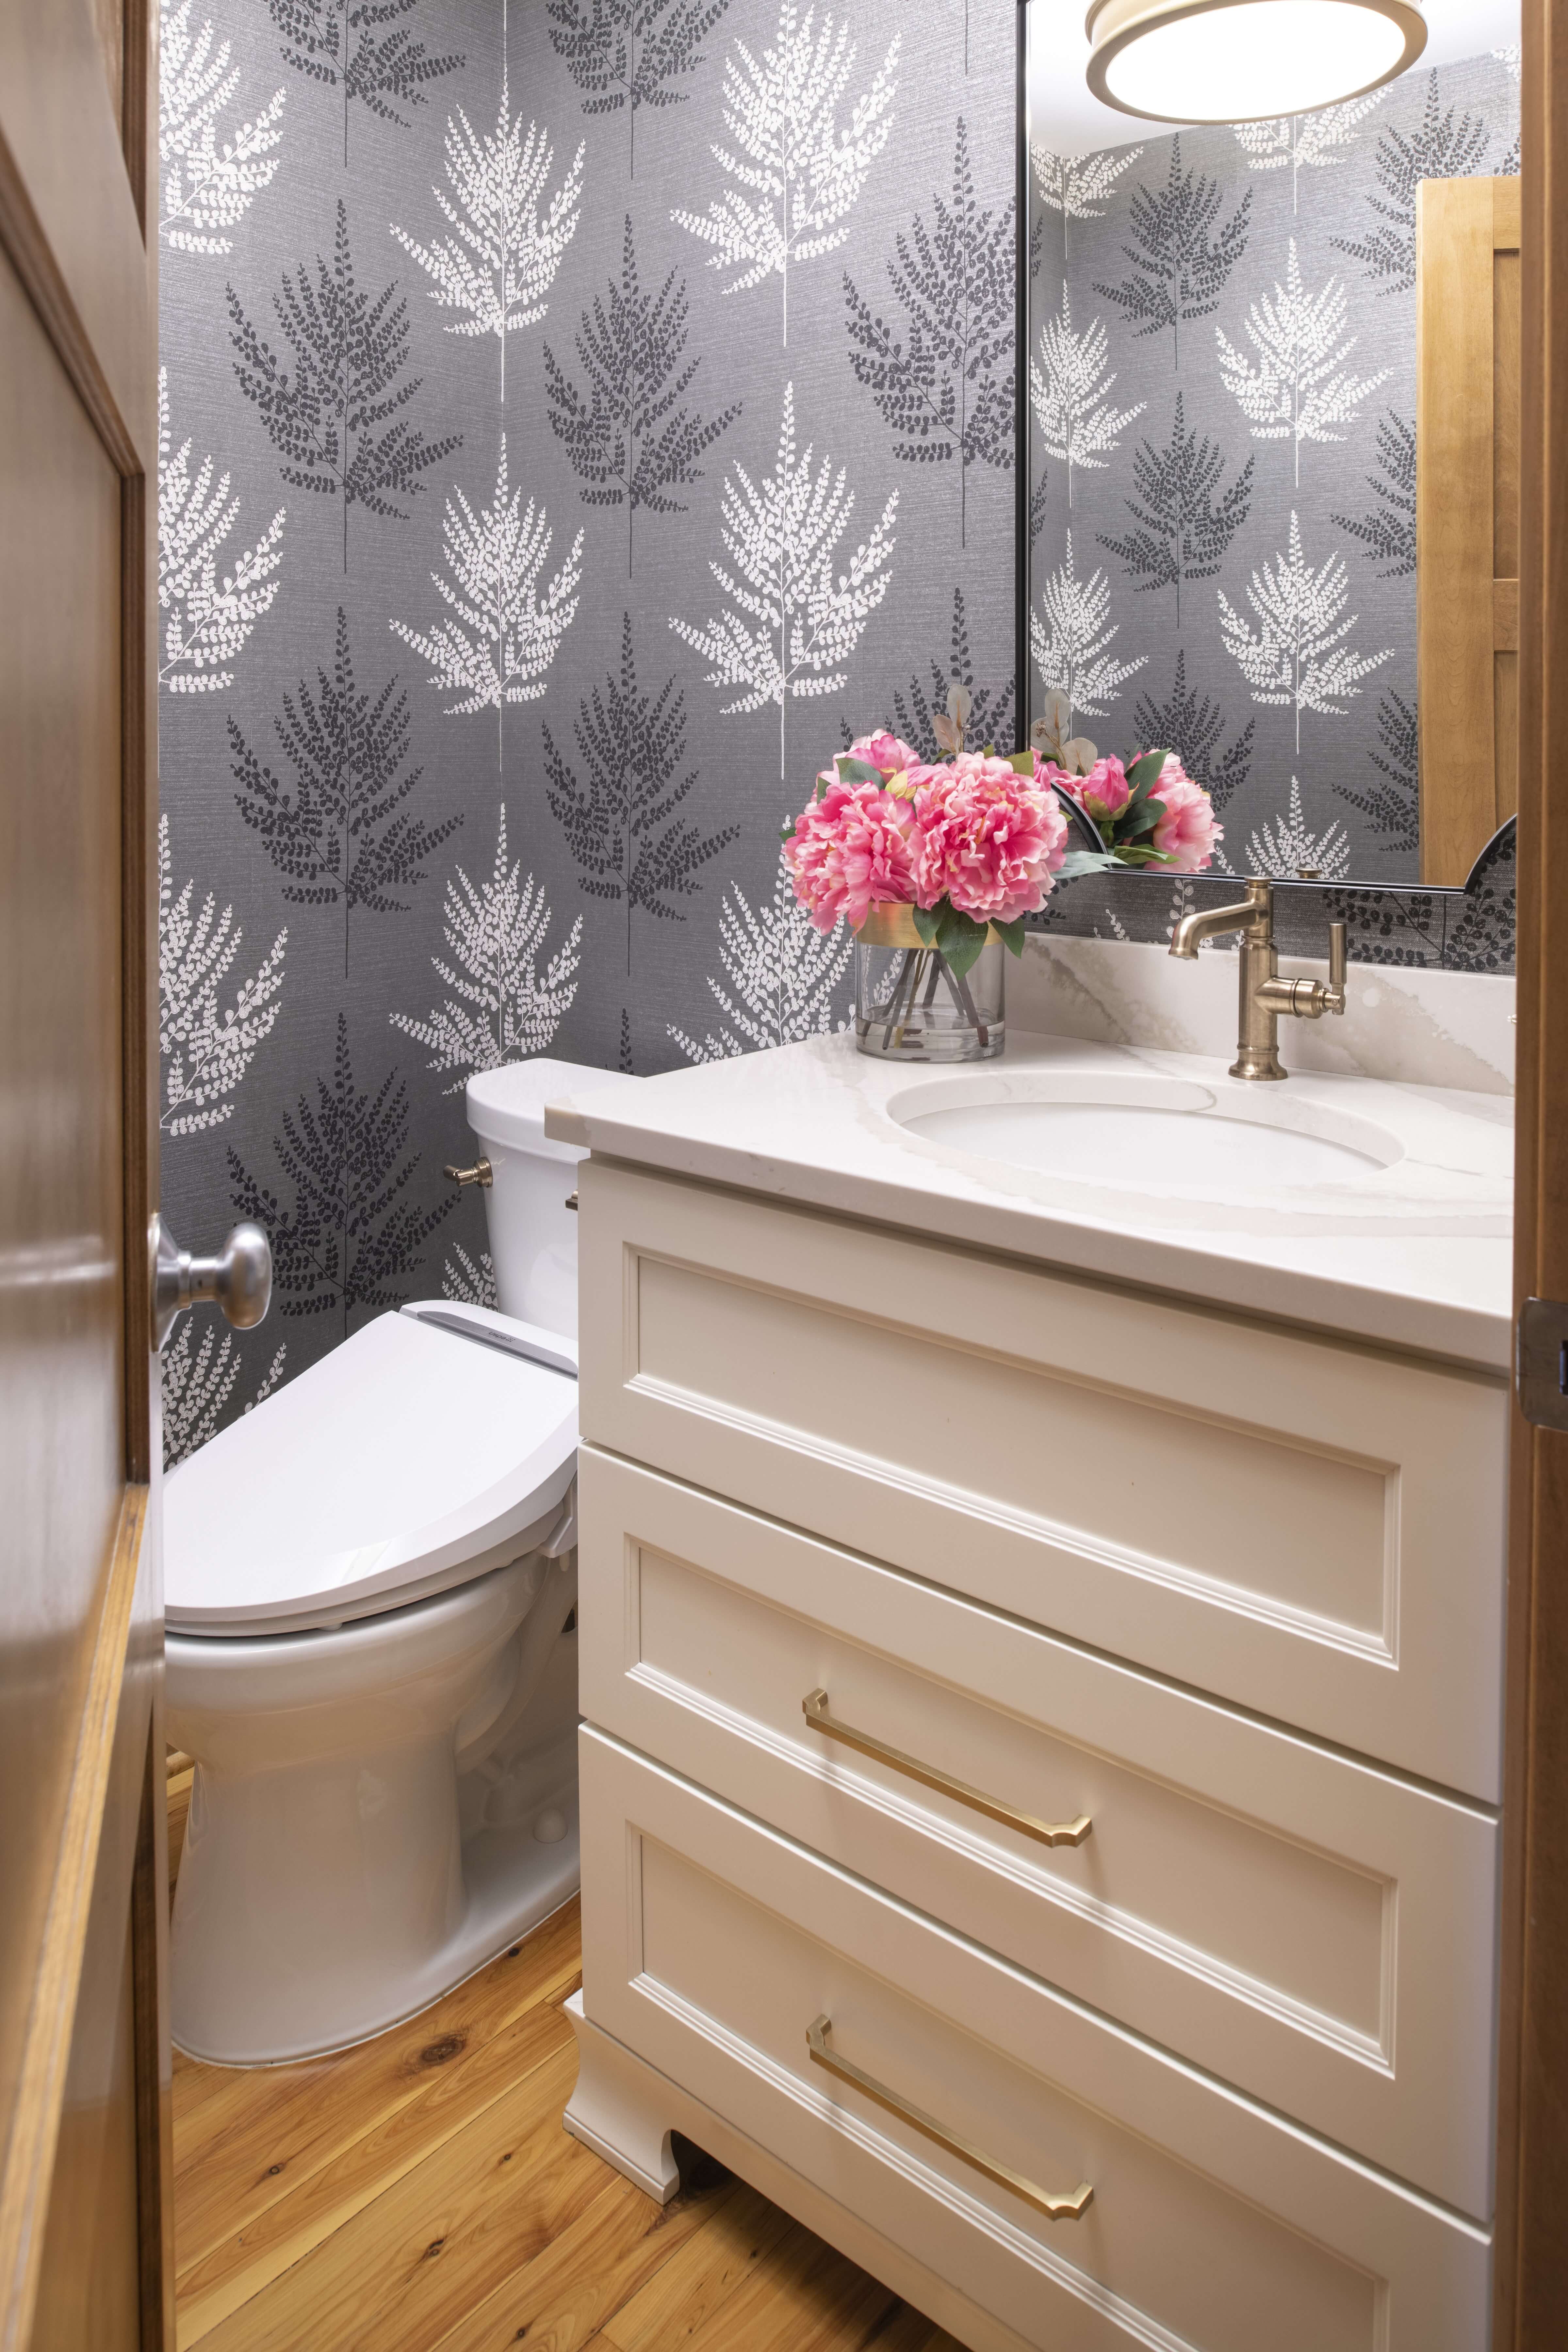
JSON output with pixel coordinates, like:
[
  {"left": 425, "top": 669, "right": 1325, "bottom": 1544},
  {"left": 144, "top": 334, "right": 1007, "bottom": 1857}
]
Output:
[{"left": 546, "top": 1031, "right": 1514, "bottom": 1375}]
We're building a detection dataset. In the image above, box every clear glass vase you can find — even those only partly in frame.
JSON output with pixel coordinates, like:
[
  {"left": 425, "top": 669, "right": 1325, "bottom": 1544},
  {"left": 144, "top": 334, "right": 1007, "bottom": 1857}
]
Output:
[{"left": 853, "top": 906, "right": 1005, "bottom": 1061}]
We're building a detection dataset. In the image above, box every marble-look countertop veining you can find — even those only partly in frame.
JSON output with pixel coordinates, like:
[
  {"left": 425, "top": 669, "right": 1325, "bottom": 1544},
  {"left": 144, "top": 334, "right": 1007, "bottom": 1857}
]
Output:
[{"left": 547, "top": 1027, "right": 1513, "bottom": 1375}]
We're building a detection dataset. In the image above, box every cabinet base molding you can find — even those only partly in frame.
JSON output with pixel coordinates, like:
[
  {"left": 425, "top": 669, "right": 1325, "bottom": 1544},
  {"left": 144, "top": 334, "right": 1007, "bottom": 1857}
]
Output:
[
  {"left": 561, "top": 1993, "right": 1033, "bottom": 2352},
  {"left": 563, "top": 1991, "right": 681, "bottom": 2204}
]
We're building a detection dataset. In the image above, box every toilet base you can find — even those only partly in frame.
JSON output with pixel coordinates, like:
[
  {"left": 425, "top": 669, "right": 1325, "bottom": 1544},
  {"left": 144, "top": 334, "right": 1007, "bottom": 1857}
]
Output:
[{"left": 174, "top": 1771, "right": 582, "bottom": 2067}]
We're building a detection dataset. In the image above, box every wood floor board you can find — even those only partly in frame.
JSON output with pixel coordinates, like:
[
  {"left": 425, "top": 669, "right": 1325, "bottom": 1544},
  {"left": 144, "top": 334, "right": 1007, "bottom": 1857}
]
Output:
[
  {"left": 196, "top": 2047, "right": 605, "bottom": 2352},
  {"left": 426, "top": 2168, "right": 739, "bottom": 2352},
  {"left": 595, "top": 2187, "right": 800, "bottom": 2352},
  {"left": 174, "top": 1900, "right": 581, "bottom": 2265},
  {"left": 661, "top": 2218, "right": 901, "bottom": 2352},
  {"left": 175, "top": 1984, "right": 580, "bottom": 2345},
  {"left": 168, "top": 1783, "right": 948, "bottom": 2352}
]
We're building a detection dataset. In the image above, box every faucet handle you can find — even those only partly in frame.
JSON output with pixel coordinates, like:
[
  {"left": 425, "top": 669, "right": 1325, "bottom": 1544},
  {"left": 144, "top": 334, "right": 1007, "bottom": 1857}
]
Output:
[
  {"left": 1328, "top": 921, "right": 1346, "bottom": 994},
  {"left": 1322, "top": 921, "right": 1347, "bottom": 1015}
]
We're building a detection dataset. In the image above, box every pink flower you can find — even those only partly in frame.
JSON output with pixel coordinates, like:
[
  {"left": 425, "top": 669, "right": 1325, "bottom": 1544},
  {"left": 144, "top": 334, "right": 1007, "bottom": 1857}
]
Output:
[
  {"left": 912, "top": 753, "right": 1069, "bottom": 924},
  {"left": 1049, "top": 754, "right": 1132, "bottom": 827},
  {"left": 1146, "top": 755, "right": 1222, "bottom": 872},
  {"left": 783, "top": 779, "right": 919, "bottom": 933},
  {"left": 849, "top": 730, "right": 922, "bottom": 780}
]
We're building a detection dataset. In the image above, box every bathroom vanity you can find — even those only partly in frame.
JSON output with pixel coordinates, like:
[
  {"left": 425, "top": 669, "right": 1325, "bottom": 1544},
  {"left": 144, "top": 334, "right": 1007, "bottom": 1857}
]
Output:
[{"left": 550, "top": 957, "right": 1513, "bottom": 2352}]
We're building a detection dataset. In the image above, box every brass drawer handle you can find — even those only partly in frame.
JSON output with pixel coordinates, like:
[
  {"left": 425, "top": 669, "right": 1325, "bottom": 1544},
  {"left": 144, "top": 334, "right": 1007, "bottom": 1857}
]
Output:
[
  {"left": 807, "top": 2015, "right": 1093, "bottom": 2222},
  {"left": 802, "top": 1688, "right": 1091, "bottom": 1850}
]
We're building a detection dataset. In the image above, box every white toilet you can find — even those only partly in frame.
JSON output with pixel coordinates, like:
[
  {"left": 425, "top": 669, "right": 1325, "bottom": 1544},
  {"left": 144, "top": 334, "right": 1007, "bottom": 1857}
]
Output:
[{"left": 164, "top": 1056, "right": 635, "bottom": 2066}]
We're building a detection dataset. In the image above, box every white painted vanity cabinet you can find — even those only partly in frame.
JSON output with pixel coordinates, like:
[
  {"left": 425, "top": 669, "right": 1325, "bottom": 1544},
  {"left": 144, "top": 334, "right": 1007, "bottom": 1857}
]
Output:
[{"left": 563, "top": 1151, "right": 1507, "bottom": 2352}]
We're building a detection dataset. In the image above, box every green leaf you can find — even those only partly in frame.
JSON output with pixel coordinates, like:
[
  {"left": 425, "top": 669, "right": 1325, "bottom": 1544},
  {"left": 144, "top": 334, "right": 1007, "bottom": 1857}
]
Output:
[
  {"left": 993, "top": 915, "right": 1027, "bottom": 959},
  {"left": 911, "top": 905, "right": 941, "bottom": 948},
  {"left": 779, "top": 820, "right": 797, "bottom": 842},
  {"left": 1114, "top": 843, "right": 1176, "bottom": 867},
  {"left": 1005, "top": 750, "right": 1035, "bottom": 777},
  {"left": 934, "top": 902, "right": 988, "bottom": 977},
  {"left": 1056, "top": 848, "right": 1126, "bottom": 879},
  {"left": 1125, "top": 749, "right": 1168, "bottom": 793},
  {"left": 834, "top": 755, "right": 885, "bottom": 787},
  {"left": 1119, "top": 795, "right": 1166, "bottom": 844}
]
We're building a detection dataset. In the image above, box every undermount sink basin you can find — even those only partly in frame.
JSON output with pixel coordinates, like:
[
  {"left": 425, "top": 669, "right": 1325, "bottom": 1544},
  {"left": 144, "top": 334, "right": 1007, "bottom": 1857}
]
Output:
[{"left": 886, "top": 1071, "right": 1407, "bottom": 1192}]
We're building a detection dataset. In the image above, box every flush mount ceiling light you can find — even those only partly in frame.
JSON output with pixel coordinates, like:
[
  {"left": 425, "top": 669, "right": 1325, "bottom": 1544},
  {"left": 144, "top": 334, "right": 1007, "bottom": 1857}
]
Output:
[{"left": 1083, "top": 0, "right": 1427, "bottom": 124}]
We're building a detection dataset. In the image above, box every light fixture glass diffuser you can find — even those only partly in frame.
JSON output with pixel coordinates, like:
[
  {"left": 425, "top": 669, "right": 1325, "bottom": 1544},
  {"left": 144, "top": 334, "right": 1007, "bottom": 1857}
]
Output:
[{"left": 1084, "top": 0, "right": 1427, "bottom": 124}]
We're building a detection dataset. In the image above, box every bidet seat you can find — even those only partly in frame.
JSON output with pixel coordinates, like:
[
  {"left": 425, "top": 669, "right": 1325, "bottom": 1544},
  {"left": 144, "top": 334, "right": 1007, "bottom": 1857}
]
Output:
[{"left": 165, "top": 1302, "right": 580, "bottom": 1636}]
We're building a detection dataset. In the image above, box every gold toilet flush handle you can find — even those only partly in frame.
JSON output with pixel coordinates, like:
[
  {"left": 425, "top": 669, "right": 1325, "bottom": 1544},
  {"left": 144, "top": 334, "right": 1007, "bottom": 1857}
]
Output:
[
  {"left": 444, "top": 1157, "right": 492, "bottom": 1188},
  {"left": 806, "top": 2015, "right": 1093, "bottom": 2223},
  {"left": 802, "top": 1689, "right": 1091, "bottom": 1849}
]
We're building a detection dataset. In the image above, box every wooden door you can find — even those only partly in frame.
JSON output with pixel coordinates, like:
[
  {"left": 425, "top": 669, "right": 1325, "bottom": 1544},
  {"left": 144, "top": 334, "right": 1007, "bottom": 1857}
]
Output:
[
  {"left": 0, "top": 4, "right": 169, "bottom": 2349},
  {"left": 1495, "top": 0, "right": 1568, "bottom": 2343},
  {"left": 1416, "top": 174, "right": 1522, "bottom": 887}
]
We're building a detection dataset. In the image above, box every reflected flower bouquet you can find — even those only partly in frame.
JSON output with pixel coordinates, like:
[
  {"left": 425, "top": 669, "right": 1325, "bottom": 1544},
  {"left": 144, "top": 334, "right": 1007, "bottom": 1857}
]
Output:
[{"left": 1031, "top": 690, "right": 1222, "bottom": 874}]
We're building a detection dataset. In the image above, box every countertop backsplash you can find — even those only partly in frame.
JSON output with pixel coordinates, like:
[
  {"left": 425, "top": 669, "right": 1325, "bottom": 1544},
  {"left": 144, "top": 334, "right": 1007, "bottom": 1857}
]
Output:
[{"left": 1010, "top": 933, "right": 1516, "bottom": 1095}]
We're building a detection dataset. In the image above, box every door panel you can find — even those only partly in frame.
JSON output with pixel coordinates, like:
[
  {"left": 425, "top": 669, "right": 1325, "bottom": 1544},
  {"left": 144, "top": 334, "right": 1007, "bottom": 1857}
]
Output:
[
  {"left": 0, "top": 0, "right": 166, "bottom": 2343},
  {"left": 0, "top": 228, "right": 126, "bottom": 2167}
]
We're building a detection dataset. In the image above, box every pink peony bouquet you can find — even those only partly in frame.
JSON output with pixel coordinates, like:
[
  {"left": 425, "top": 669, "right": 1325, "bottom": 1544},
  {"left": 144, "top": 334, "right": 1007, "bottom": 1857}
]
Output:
[
  {"left": 1041, "top": 747, "right": 1223, "bottom": 875},
  {"left": 783, "top": 731, "right": 1069, "bottom": 977}
]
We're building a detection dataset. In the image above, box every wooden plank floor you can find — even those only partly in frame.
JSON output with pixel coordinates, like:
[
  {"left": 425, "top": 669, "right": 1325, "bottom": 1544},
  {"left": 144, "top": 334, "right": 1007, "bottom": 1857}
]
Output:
[{"left": 168, "top": 1763, "right": 962, "bottom": 2352}]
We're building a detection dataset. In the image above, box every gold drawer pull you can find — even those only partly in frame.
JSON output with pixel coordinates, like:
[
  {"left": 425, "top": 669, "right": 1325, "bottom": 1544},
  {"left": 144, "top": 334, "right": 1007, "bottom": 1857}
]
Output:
[
  {"left": 807, "top": 2015, "right": 1093, "bottom": 2222},
  {"left": 802, "top": 1688, "right": 1091, "bottom": 1849}
]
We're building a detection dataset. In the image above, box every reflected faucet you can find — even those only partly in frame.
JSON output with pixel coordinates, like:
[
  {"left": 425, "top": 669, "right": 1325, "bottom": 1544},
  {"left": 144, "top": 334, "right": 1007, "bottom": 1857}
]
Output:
[{"left": 1168, "top": 877, "right": 1347, "bottom": 1082}]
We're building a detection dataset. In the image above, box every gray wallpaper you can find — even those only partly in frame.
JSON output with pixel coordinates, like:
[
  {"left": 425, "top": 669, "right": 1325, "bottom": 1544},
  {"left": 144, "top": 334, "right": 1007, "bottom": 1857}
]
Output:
[
  {"left": 1025, "top": 47, "right": 1521, "bottom": 965},
  {"left": 156, "top": 0, "right": 1019, "bottom": 1455}
]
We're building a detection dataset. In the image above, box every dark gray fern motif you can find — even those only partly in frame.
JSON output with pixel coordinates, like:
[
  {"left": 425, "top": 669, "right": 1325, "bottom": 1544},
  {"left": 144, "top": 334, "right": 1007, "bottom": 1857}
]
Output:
[
  {"left": 1331, "top": 411, "right": 1416, "bottom": 576},
  {"left": 546, "top": 0, "right": 730, "bottom": 177},
  {"left": 1133, "top": 652, "right": 1253, "bottom": 812},
  {"left": 227, "top": 199, "right": 461, "bottom": 571},
  {"left": 1332, "top": 74, "right": 1488, "bottom": 294},
  {"left": 228, "top": 1015, "right": 456, "bottom": 1343},
  {"left": 1333, "top": 689, "right": 1418, "bottom": 848},
  {"left": 1094, "top": 140, "right": 1250, "bottom": 367},
  {"left": 890, "top": 591, "right": 1017, "bottom": 758},
  {"left": 618, "top": 1007, "right": 633, "bottom": 1072},
  {"left": 842, "top": 119, "right": 1015, "bottom": 547},
  {"left": 1029, "top": 464, "right": 1050, "bottom": 553},
  {"left": 229, "top": 606, "right": 461, "bottom": 977},
  {"left": 263, "top": 0, "right": 463, "bottom": 165},
  {"left": 543, "top": 614, "right": 740, "bottom": 973},
  {"left": 544, "top": 216, "right": 741, "bottom": 578},
  {"left": 1097, "top": 395, "right": 1252, "bottom": 625}
]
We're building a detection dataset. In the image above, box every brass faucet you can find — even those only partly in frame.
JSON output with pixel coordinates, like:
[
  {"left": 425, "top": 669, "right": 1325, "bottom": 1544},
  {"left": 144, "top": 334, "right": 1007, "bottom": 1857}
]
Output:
[{"left": 1168, "top": 877, "right": 1347, "bottom": 1081}]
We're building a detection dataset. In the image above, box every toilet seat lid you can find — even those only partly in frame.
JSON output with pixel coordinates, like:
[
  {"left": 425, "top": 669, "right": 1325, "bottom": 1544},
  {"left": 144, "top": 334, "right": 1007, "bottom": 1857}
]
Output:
[{"left": 164, "top": 1306, "right": 579, "bottom": 1636}]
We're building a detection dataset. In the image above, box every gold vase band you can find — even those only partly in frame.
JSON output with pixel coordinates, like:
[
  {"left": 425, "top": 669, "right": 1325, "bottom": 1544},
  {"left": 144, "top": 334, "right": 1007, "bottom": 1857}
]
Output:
[{"left": 852, "top": 904, "right": 1003, "bottom": 950}]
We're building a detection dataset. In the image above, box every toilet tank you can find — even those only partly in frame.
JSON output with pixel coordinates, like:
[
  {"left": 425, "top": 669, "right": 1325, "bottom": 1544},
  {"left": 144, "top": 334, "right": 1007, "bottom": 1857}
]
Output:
[{"left": 465, "top": 1059, "right": 640, "bottom": 1338}]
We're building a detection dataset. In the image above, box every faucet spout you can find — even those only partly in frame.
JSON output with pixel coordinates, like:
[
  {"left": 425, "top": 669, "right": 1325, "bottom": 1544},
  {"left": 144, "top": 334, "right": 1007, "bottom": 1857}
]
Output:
[{"left": 1168, "top": 877, "right": 1272, "bottom": 961}]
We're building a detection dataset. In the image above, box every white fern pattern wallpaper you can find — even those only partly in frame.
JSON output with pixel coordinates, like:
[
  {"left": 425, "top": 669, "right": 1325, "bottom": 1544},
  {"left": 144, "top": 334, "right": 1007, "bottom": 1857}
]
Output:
[{"left": 157, "top": 0, "right": 1020, "bottom": 1457}]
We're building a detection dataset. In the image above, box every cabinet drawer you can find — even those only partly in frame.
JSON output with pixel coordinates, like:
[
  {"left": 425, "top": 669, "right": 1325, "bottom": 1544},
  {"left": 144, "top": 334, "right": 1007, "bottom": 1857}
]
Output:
[
  {"left": 579, "top": 1162, "right": 1508, "bottom": 1798},
  {"left": 579, "top": 1449, "right": 1497, "bottom": 2219},
  {"left": 580, "top": 1730, "right": 1489, "bottom": 2352}
]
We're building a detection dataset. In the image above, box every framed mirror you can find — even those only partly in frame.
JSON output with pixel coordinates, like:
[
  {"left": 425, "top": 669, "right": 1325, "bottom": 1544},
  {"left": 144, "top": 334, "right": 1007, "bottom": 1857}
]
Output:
[{"left": 1017, "top": 0, "right": 1522, "bottom": 897}]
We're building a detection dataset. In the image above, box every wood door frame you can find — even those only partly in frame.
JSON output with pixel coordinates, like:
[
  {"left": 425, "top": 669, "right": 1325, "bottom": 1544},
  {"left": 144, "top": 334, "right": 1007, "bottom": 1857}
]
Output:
[
  {"left": 1494, "top": 0, "right": 1568, "bottom": 2341},
  {"left": 0, "top": 0, "right": 168, "bottom": 2343}
]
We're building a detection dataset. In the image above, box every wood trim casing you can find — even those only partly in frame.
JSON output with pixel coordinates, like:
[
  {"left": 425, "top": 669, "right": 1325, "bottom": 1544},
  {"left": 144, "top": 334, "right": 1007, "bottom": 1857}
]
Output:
[
  {"left": 1493, "top": 0, "right": 1568, "bottom": 2342},
  {"left": 0, "top": 1489, "right": 148, "bottom": 2352}
]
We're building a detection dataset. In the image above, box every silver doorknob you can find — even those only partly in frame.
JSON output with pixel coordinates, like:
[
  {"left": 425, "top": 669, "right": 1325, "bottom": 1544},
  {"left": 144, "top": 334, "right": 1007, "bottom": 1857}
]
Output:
[{"left": 151, "top": 1215, "right": 272, "bottom": 1351}]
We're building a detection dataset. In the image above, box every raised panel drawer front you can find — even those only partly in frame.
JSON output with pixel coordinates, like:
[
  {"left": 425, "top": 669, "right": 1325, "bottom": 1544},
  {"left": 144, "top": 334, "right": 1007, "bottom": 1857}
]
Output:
[
  {"left": 579, "top": 1732, "right": 1490, "bottom": 2352},
  {"left": 578, "top": 1163, "right": 1508, "bottom": 1799},
  {"left": 578, "top": 1449, "right": 1498, "bottom": 2219}
]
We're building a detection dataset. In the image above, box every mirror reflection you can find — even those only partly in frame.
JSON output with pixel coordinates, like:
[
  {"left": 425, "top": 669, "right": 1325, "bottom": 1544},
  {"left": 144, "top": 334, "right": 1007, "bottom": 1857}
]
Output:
[{"left": 1022, "top": 0, "right": 1521, "bottom": 890}]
